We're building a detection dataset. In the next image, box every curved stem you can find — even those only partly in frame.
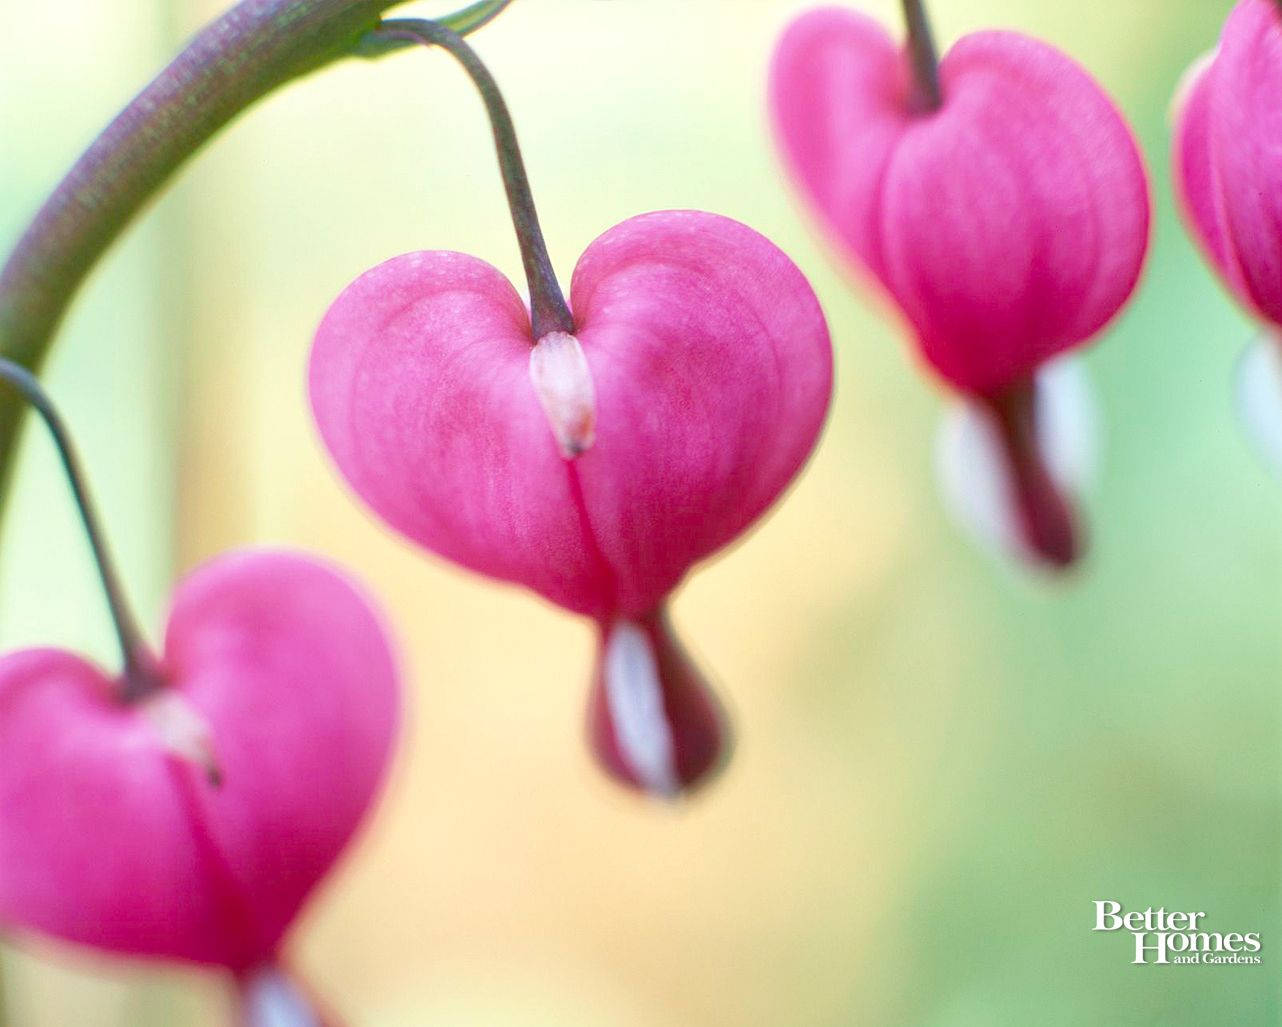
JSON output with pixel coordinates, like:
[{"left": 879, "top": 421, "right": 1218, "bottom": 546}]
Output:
[
  {"left": 0, "top": 0, "right": 513, "bottom": 524},
  {"left": 370, "top": 18, "right": 575, "bottom": 339},
  {"left": 0, "top": 359, "right": 160, "bottom": 697},
  {"left": 900, "top": 0, "right": 943, "bottom": 113}
]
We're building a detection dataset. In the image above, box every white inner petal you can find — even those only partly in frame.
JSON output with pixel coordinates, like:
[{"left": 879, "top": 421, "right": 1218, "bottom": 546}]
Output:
[
  {"left": 529, "top": 331, "right": 596, "bottom": 459},
  {"left": 140, "top": 690, "right": 222, "bottom": 785},
  {"left": 240, "top": 968, "right": 321, "bottom": 1027},
  {"left": 1235, "top": 331, "right": 1282, "bottom": 477},
  {"left": 603, "top": 620, "right": 679, "bottom": 799},
  {"left": 936, "top": 355, "right": 1097, "bottom": 563}
]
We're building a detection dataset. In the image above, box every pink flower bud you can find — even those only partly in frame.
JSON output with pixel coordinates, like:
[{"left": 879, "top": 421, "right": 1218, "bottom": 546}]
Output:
[
  {"left": 1173, "top": 1, "right": 1282, "bottom": 326},
  {"left": 309, "top": 210, "right": 832, "bottom": 794},
  {"left": 770, "top": 7, "right": 1150, "bottom": 395},
  {"left": 0, "top": 551, "right": 400, "bottom": 973}
]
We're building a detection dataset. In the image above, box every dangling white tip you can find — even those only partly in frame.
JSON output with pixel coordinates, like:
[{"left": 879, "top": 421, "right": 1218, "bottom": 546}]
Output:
[
  {"left": 141, "top": 691, "right": 223, "bottom": 786},
  {"left": 603, "top": 620, "right": 679, "bottom": 801},
  {"left": 936, "top": 355, "right": 1097, "bottom": 563},
  {"left": 240, "top": 967, "right": 321, "bottom": 1027},
  {"left": 1235, "top": 331, "right": 1282, "bottom": 477},
  {"left": 530, "top": 331, "right": 596, "bottom": 459}
]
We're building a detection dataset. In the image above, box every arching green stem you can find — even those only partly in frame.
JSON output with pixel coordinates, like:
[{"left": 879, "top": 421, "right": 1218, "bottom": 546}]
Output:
[
  {"left": 0, "top": 359, "right": 160, "bottom": 699},
  {"left": 0, "top": 0, "right": 513, "bottom": 524},
  {"left": 368, "top": 18, "right": 575, "bottom": 340}
]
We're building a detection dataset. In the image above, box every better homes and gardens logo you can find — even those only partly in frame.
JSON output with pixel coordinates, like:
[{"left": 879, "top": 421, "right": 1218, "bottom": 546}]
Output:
[{"left": 1093, "top": 901, "right": 1262, "bottom": 965}]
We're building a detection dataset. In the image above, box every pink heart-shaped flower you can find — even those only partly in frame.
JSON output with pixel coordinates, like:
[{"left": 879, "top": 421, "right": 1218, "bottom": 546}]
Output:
[
  {"left": 310, "top": 209, "right": 831, "bottom": 618},
  {"left": 1173, "top": 0, "right": 1282, "bottom": 327},
  {"left": 0, "top": 550, "right": 400, "bottom": 972},
  {"left": 309, "top": 209, "right": 830, "bottom": 794},
  {"left": 770, "top": 7, "right": 1150, "bottom": 394}
]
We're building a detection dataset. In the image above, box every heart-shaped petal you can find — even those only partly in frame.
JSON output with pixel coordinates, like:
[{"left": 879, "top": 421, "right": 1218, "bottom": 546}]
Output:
[
  {"left": 310, "top": 210, "right": 832, "bottom": 619},
  {"left": 771, "top": 8, "right": 1150, "bottom": 394},
  {"left": 0, "top": 550, "right": 400, "bottom": 970},
  {"left": 1173, "top": 1, "right": 1282, "bottom": 327}
]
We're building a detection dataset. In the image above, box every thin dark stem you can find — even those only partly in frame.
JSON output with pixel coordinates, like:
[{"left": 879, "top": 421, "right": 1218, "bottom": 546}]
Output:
[
  {"left": 370, "top": 18, "right": 575, "bottom": 339},
  {"left": 0, "top": 359, "right": 160, "bottom": 698},
  {"left": 900, "top": 0, "right": 943, "bottom": 113},
  {"left": 983, "top": 380, "right": 1081, "bottom": 570},
  {"left": 0, "top": 0, "right": 513, "bottom": 529}
]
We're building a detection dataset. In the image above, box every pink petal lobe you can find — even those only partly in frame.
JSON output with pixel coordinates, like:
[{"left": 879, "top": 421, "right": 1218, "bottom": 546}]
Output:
[
  {"left": 1200, "top": 1, "right": 1282, "bottom": 324},
  {"left": 879, "top": 32, "right": 1149, "bottom": 392},
  {"left": 769, "top": 7, "right": 909, "bottom": 286},
  {"left": 164, "top": 550, "right": 400, "bottom": 967},
  {"left": 570, "top": 211, "right": 833, "bottom": 615},
  {"left": 0, "top": 649, "right": 236, "bottom": 964},
  {"left": 309, "top": 251, "right": 610, "bottom": 617},
  {"left": 1171, "top": 51, "right": 1241, "bottom": 298}
]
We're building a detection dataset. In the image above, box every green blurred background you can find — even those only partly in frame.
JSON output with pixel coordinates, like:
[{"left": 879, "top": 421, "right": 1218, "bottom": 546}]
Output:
[{"left": 0, "top": 0, "right": 1278, "bottom": 1023}]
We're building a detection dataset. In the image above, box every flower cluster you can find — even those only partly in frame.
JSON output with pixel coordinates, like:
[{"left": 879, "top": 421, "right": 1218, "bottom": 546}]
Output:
[{"left": 0, "top": 1, "right": 1275, "bottom": 1023}]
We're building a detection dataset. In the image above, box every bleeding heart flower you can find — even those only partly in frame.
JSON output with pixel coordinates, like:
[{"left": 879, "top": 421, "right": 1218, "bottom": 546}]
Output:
[
  {"left": 310, "top": 19, "right": 831, "bottom": 798},
  {"left": 0, "top": 550, "right": 399, "bottom": 1015},
  {"left": 1173, "top": 0, "right": 1282, "bottom": 327},
  {"left": 310, "top": 209, "right": 830, "bottom": 797},
  {"left": 769, "top": 4, "right": 1150, "bottom": 568},
  {"left": 1172, "top": 1, "right": 1282, "bottom": 475}
]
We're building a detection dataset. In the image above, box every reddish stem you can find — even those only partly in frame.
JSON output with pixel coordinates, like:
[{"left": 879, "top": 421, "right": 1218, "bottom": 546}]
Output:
[{"left": 982, "top": 379, "right": 1082, "bottom": 570}]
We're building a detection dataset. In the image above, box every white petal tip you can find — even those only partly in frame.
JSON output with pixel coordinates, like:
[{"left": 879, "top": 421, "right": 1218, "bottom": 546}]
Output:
[
  {"left": 1236, "top": 332, "right": 1282, "bottom": 476},
  {"left": 603, "top": 620, "right": 680, "bottom": 799},
  {"left": 530, "top": 331, "right": 596, "bottom": 460},
  {"left": 240, "top": 968, "right": 321, "bottom": 1027},
  {"left": 141, "top": 691, "right": 223, "bottom": 786},
  {"left": 936, "top": 356, "right": 1096, "bottom": 566}
]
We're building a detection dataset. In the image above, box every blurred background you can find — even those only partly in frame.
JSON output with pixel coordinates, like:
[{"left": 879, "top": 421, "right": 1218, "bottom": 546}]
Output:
[{"left": 0, "top": 0, "right": 1278, "bottom": 1023}]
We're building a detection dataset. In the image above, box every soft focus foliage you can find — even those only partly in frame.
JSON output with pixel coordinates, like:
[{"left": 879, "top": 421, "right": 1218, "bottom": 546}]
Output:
[{"left": 0, "top": 1, "right": 1277, "bottom": 1024}]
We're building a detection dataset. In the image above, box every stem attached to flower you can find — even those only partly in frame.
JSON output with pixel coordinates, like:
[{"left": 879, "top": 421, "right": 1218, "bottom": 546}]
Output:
[
  {"left": 0, "top": 359, "right": 162, "bottom": 698},
  {"left": 368, "top": 18, "right": 575, "bottom": 340},
  {"left": 900, "top": 0, "right": 943, "bottom": 114},
  {"left": 983, "top": 380, "right": 1081, "bottom": 570},
  {"left": 0, "top": 0, "right": 515, "bottom": 526}
]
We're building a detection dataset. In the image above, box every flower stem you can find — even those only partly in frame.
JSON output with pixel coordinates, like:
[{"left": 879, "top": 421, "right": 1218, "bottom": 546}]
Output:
[
  {"left": 900, "top": 0, "right": 943, "bottom": 113},
  {"left": 983, "top": 380, "right": 1081, "bottom": 570},
  {"left": 368, "top": 18, "right": 575, "bottom": 340},
  {"left": 0, "top": 0, "right": 513, "bottom": 528},
  {"left": 0, "top": 359, "right": 161, "bottom": 698}
]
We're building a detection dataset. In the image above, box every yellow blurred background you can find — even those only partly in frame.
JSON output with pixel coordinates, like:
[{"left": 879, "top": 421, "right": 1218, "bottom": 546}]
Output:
[{"left": 0, "top": 1, "right": 1278, "bottom": 1023}]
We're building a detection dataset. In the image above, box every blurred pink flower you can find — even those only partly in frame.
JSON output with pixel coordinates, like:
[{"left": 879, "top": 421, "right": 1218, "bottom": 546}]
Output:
[
  {"left": 1174, "top": 0, "right": 1282, "bottom": 326},
  {"left": 770, "top": 6, "right": 1150, "bottom": 395},
  {"left": 0, "top": 551, "right": 400, "bottom": 985}
]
